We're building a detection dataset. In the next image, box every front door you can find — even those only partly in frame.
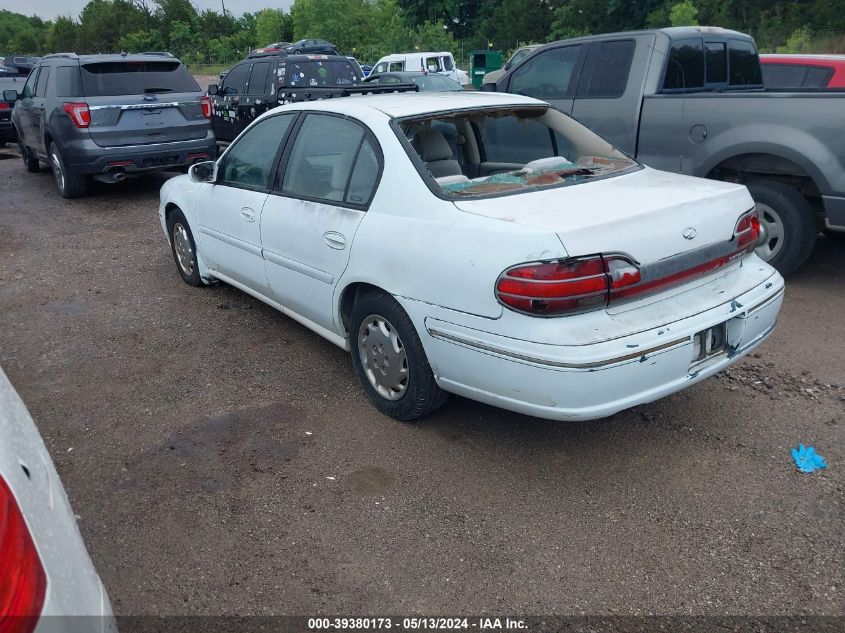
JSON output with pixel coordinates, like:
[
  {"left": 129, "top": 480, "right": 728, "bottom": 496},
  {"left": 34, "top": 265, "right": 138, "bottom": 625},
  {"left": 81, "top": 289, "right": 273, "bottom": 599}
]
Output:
[
  {"left": 261, "top": 113, "right": 381, "bottom": 331},
  {"left": 30, "top": 66, "right": 51, "bottom": 156},
  {"left": 194, "top": 112, "right": 297, "bottom": 293},
  {"left": 15, "top": 68, "right": 40, "bottom": 147}
]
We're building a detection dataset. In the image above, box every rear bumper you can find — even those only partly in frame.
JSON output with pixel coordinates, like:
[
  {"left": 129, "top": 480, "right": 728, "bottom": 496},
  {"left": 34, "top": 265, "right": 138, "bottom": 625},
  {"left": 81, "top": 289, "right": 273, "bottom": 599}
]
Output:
[
  {"left": 398, "top": 262, "right": 785, "bottom": 421},
  {"left": 60, "top": 130, "right": 216, "bottom": 175}
]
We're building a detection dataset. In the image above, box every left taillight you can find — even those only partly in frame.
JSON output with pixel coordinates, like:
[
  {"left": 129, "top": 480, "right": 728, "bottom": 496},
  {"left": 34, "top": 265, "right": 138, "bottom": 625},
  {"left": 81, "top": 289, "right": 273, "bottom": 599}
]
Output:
[
  {"left": 0, "top": 102, "right": 9, "bottom": 111},
  {"left": 0, "top": 476, "right": 47, "bottom": 633},
  {"left": 200, "top": 96, "right": 211, "bottom": 119},
  {"left": 62, "top": 102, "right": 90, "bottom": 128}
]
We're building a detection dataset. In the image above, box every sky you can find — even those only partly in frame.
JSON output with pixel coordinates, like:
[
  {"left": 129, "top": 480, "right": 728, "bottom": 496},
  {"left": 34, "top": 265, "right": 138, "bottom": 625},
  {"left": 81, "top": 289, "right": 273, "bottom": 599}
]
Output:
[{"left": 1, "top": 0, "right": 295, "bottom": 20}]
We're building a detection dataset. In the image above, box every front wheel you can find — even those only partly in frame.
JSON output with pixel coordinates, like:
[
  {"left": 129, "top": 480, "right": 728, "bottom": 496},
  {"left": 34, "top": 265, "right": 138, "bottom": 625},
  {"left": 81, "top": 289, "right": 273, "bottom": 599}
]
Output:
[
  {"left": 350, "top": 290, "right": 448, "bottom": 422},
  {"left": 746, "top": 180, "right": 817, "bottom": 276},
  {"left": 167, "top": 209, "right": 204, "bottom": 287}
]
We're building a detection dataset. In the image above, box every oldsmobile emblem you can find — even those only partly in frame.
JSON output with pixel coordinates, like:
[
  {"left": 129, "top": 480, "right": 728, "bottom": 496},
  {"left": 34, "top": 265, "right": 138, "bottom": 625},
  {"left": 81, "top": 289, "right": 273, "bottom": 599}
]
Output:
[{"left": 683, "top": 227, "right": 697, "bottom": 240}]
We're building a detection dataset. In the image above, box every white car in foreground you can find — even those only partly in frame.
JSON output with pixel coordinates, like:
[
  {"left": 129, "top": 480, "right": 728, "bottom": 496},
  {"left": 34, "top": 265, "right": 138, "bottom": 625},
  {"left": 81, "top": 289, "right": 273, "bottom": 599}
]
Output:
[
  {"left": 159, "top": 91, "right": 784, "bottom": 422},
  {"left": 0, "top": 367, "right": 115, "bottom": 632}
]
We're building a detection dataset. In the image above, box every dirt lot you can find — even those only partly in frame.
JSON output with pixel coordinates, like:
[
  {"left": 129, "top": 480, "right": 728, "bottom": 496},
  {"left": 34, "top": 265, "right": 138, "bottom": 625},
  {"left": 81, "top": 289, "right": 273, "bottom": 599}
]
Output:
[{"left": 0, "top": 145, "right": 842, "bottom": 619}]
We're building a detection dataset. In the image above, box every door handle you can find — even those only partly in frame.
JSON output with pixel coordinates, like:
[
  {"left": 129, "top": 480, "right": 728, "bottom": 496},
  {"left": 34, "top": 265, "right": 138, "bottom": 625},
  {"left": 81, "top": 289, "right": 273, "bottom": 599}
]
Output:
[
  {"left": 323, "top": 231, "right": 346, "bottom": 249},
  {"left": 240, "top": 207, "right": 256, "bottom": 222}
]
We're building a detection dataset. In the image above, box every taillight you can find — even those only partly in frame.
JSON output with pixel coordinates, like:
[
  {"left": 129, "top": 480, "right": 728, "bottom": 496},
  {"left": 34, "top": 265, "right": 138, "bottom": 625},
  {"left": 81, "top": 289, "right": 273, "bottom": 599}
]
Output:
[
  {"left": 735, "top": 208, "right": 761, "bottom": 249},
  {"left": 0, "top": 476, "right": 47, "bottom": 633},
  {"left": 62, "top": 102, "right": 90, "bottom": 128},
  {"left": 0, "top": 102, "right": 9, "bottom": 111},
  {"left": 200, "top": 95, "right": 211, "bottom": 119}
]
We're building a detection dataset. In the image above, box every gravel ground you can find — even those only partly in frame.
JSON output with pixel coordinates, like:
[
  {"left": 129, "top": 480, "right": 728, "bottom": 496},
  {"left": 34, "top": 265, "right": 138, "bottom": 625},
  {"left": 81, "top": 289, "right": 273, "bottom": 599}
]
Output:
[{"left": 0, "top": 145, "right": 842, "bottom": 619}]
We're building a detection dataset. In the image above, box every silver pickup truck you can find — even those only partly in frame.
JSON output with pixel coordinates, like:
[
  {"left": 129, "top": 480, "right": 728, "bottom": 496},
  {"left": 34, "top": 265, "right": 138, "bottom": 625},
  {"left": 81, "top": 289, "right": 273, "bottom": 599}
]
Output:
[{"left": 483, "top": 26, "right": 845, "bottom": 274}]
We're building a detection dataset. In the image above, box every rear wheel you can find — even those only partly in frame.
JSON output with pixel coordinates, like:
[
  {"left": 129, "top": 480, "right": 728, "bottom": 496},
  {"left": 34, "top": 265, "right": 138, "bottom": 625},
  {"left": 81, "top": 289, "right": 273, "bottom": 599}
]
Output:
[
  {"left": 49, "top": 142, "right": 88, "bottom": 198},
  {"left": 746, "top": 180, "right": 817, "bottom": 275},
  {"left": 350, "top": 290, "right": 448, "bottom": 422}
]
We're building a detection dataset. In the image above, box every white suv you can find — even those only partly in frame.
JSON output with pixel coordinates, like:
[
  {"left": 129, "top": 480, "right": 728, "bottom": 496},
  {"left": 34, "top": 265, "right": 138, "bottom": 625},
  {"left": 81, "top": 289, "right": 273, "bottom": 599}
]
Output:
[{"left": 372, "top": 52, "right": 469, "bottom": 85}]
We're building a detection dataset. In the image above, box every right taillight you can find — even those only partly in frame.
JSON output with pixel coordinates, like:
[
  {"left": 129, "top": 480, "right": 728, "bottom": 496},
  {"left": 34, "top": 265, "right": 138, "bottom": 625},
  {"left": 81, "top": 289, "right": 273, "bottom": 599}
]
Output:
[
  {"left": 735, "top": 208, "right": 761, "bottom": 249},
  {"left": 62, "top": 102, "right": 90, "bottom": 128},
  {"left": 0, "top": 476, "right": 47, "bottom": 633}
]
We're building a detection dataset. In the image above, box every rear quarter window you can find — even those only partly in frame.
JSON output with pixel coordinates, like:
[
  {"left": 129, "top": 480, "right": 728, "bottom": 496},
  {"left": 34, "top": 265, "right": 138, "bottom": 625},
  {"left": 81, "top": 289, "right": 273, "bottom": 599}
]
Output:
[
  {"left": 55, "top": 65, "right": 82, "bottom": 97},
  {"left": 80, "top": 61, "right": 199, "bottom": 96}
]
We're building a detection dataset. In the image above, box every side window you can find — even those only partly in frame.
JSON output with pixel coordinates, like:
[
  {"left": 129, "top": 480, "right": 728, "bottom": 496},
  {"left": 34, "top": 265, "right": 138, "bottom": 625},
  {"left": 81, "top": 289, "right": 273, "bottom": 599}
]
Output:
[
  {"left": 388, "top": 61, "right": 404, "bottom": 72},
  {"left": 576, "top": 39, "right": 635, "bottom": 98},
  {"left": 425, "top": 56, "right": 441, "bottom": 72},
  {"left": 803, "top": 66, "right": 834, "bottom": 88},
  {"left": 22, "top": 68, "right": 39, "bottom": 98},
  {"left": 482, "top": 116, "right": 555, "bottom": 164},
  {"left": 442, "top": 56, "right": 454, "bottom": 71},
  {"left": 664, "top": 38, "right": 704, "bottom": 90},
  {"left": 345, "top": 139, "right": 379, "bottom": 205},
  {"left": 221, "top": 63, "right": 250, "bottom": 95},
  {"left": 508, "top": 45, "right": 582, "bottom": 99},
  {"left": 705, "top": 42, "right": 727, "bottom": 84},
  {"left": 728, "top": 40, "right": 762, "bottom": 86},
  {"left": 56, "top": 65, "right": 82, "bottom": 97},
  {"left": 219, "top": 114, "right": 295, "bottom": 189},
  {"left": 247, "top": 61, "right": 271, "bottom": 94},
  {"left": 35, "top": 67, "right": 51, "bottom": 97},
  {"left": 282, "top": 114, "right": 373, "bottom": 204},
  {"left": 381, "top": 75, "right": 400, "bottom": 84},
  {"left": 374, "top": 63, "right": 387, "bottom": 74}
]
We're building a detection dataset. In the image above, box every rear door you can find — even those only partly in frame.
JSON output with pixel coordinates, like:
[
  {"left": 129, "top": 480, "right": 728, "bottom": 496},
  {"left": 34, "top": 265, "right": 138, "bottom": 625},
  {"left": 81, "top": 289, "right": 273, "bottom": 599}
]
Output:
[
  {"left": 569, "top": 37, "right": 645, "bottom": 156},
  {"left": 504, "top": 44, "right": 586, "bottom": 115},
  {"left": 80, "top": 59, "right": 207, "bottom": 149}
]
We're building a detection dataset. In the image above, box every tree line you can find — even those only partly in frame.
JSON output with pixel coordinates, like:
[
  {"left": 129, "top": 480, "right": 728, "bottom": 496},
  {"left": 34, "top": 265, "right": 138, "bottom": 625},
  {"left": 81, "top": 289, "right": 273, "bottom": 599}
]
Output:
[{"left": 1, "top": 0, "right": 842, "bottom": 66}]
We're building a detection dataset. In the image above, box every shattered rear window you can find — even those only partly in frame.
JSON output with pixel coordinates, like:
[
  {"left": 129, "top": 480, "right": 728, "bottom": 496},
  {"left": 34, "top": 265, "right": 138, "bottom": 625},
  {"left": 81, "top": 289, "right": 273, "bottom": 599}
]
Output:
[{"left": 399, "top": 107, "right": 637, "bottom": 198}]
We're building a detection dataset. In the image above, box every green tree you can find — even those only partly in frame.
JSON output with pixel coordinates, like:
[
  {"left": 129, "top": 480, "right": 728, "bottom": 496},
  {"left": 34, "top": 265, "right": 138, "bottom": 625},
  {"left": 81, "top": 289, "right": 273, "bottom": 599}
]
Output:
[
  {"left": 669, "top": 1, "right": 698, "bottom": 26},
  {"left": 49, "top": 16, "right": 80, "bottom": 52},
  {"left": 79, "top": 0, "right": 147, "bottom": 53},
  {"left": 255, "top": 8, "right": 292, "bottom": 46}
]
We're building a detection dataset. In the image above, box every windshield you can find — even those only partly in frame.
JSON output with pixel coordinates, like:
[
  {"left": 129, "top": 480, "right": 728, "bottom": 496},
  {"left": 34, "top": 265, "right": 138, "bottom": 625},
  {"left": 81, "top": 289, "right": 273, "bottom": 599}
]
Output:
[
  {"left": 400, "top": 107, "right": 637, "bottom": 198},
  {"left": 510, "top": 48, "right": 533, "bottom": 65},
  {"left": 410, "top": 75, "right": 462, "bottom": 91},
  {"left": 80, "top": 61, "right": 199, "bottom": 96},
  {"left": 282, "top": 60, "right": 360, "bottom": 87}
]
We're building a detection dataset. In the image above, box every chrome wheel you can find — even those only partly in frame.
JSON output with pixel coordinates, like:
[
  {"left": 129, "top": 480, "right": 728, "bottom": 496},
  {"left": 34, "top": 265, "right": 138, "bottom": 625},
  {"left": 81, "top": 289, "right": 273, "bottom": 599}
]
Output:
[
  {"left": 172, "top": 223, "right": 195, "bottom": 276},
  {"left": 755, "top": 202, "right": 784, "bottom": 262},
  {"left": 50, "top": 147, "right": 64, "bottom": 192},
  {"left": 357, "top": 314, "right": 409, "bottom": 401}
]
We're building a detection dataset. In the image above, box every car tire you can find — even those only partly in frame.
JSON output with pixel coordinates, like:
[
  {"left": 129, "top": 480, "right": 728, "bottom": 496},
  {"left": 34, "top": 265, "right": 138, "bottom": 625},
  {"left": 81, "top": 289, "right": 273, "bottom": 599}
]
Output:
[
  {"left": 19, "top": 138, "right": 39, "bottom": 173},
  {"left": 350, "top": 290, "right": 448, "bottom": 422},
  {"left": 167, "top": 208, "right": 204, "bottom": 287},
  {"left": 49, "top": 142, "right": 88, "bottom": 198},
  {"left": 746, "top": 180, "right": 817, "bottom": 276}
]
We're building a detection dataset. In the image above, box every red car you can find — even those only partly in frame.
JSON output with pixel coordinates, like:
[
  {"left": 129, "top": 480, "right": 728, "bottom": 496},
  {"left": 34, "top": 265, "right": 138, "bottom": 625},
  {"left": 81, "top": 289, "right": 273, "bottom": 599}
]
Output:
[{"left": 760, "top": 54, "right": 845, "bottom": 89}]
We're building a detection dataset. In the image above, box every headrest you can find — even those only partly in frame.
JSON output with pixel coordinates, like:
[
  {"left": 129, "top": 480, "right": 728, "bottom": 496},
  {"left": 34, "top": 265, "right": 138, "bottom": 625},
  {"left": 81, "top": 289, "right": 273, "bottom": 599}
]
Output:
[{"left": 413, "top": 128, "right": 453, "bottom": 162}]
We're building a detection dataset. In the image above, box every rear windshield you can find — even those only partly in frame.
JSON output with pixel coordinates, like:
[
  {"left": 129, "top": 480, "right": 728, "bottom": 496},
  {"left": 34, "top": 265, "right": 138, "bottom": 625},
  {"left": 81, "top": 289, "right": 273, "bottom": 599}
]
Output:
[
  {"left": 400, "top": 107, "right": 637, "bottom": 198},
  {"left": 280, "top": 60, "right": 360, "bottom": 88},
  {"left": 80, "top": 61, "right": 199, "bottom": 96}
]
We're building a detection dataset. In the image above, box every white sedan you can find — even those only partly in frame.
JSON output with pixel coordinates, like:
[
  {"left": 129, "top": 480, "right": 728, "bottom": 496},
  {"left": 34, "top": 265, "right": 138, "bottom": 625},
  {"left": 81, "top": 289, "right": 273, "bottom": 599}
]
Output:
[
  {"left": 159, "top": 91, "right": 784, "bottom": 422},
  {"left": 0, "top": 367, "right": 116, "bottom": 632}
]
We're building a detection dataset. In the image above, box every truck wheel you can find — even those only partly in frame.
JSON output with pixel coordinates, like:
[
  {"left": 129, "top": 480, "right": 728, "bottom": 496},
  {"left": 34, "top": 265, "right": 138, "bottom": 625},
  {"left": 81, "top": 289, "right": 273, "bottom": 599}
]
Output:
[
  {"left": 49, "top": 143, "right": 88, "bottom": 198},
  {"left": 18, "top": 139, "right": 39, "bottom": 173},
  {"left": 746, "top": 180, "right": 817, "bottom": 275},
  {"left": 350, "top": 290, "right": 448, "bottom": 422}
]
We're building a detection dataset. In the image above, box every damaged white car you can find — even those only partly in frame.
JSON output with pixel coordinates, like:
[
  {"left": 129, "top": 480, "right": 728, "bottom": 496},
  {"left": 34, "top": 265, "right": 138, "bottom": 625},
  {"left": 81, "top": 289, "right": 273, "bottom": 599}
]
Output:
[{"left": 159, "top": 91, "right": 784, "bottom": 422}]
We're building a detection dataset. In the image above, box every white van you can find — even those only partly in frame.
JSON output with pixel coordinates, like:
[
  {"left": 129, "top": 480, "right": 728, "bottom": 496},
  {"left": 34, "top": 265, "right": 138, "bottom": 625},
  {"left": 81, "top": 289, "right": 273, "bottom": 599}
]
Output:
[{"left": 372, "top": 52, "right": 470, "bottom": 85}]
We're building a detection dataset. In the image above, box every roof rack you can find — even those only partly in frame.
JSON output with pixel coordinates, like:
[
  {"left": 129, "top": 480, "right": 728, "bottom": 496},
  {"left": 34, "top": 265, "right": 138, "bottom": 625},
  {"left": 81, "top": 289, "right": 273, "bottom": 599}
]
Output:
[
  {"left": 277, "top": 83, "right": 420, "bottom": 102},
  {"left": 140, "top": 51, "right": 175, "bottom": 57},
  {"left": 41, "top": 53, "right": 78, "bottom": 60}
]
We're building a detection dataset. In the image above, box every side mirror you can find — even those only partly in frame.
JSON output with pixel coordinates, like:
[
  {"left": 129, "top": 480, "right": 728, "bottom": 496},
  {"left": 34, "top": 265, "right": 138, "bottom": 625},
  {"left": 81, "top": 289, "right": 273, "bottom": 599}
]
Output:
[
  {"left": 504, "top": 61, "right": 512, "bottom": 70},
  {"left": 3, "top": 89, "right": 18, "bottom": 101},
  {"left": 207, "top": 84, "right": 219, "bottom": 96},
  {"left": 189, "top": 160, "right": 217, "bottom": 183}
]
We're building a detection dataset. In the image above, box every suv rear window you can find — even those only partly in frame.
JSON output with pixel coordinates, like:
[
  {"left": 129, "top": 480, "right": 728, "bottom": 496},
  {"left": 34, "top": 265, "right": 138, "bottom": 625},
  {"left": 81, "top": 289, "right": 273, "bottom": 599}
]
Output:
[
  {"left": 79, "top": 61, "right": 199, "bottom": 96},
  {"left": 281, "top": 60, "right": 359, "bottom": 88}
]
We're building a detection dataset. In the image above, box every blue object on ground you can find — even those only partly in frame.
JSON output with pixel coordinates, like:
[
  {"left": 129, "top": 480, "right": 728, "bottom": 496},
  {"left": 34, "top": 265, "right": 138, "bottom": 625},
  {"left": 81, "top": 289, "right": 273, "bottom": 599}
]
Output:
[{"left": 791, "top": 444, "right": 827, "bottom": 473}]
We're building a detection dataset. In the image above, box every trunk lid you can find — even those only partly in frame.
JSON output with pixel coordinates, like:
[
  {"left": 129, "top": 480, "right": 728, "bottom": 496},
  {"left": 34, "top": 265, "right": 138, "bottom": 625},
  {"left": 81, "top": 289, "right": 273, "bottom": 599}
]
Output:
[
  {"left": 453, "top": 167, "right": 754, "bottom": 266},
  {"left": 80, "top": 60, "right": 208, "bottom": 148}
]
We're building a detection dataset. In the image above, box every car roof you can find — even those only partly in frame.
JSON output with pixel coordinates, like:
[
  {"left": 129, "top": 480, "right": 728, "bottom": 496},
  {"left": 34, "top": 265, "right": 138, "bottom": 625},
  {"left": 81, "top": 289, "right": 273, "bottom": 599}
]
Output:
[
  {"left": 760, "top": 53, "right": 845, "bottom": 62},
  {"left": 41, "top": 53, "right": 183, "bottom": 63},
  {"left": 271, "top": 91, "right": 543, "bottom": 120}
]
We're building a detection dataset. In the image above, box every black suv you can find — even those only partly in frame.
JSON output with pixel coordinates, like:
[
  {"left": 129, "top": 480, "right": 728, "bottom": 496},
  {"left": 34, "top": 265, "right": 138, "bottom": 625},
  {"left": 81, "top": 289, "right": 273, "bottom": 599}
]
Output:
[
  {"left": 208, "top": 53, "right": 362, "bottom": 143},
  {"left": 6, "top": 52, "right": 216, "bottom": 197}
]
